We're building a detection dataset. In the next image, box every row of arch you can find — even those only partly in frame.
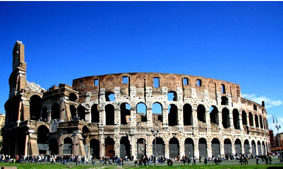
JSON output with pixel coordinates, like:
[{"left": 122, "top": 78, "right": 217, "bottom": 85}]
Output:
[{"left": 38, "top": 124, "right": 267, "bottom": 158}]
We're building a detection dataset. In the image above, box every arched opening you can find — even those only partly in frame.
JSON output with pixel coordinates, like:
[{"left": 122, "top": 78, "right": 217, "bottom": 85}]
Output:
[
  {"left": 168, "top": 91, "right": 177, "bottom": 101},
  {"left": 235, "top": 139, "right": 242, "bottom": 155},
  {"left": 185, "top": 138, "right": 194, "bottom": 157},
  {"left": 120, "top": 136, "right": 131, "bottom": 158},
  {"left": 252, "top": 140, "right": 256, "bottom": 156},
  {"left": 183, "top": 104, "right": 193, "bottom": 125},
  {"left": 257, "top": 141, "right": 262, "bottom": 155},
  {"left": 222, "top": 108, "right": 230, "bottom": 128},
  {"left": 77, "top": 105, "right": 85, "bottom": 121},
  {"left": 249, "top": 112, "right": 254, "bottom": 127},
  {"left": 152, "top": 102, "right": 163, "bottom": 123},
  {"left": 199, "top": 138, "right": 207, "bottom": 158},
  {"left": 91, "top": 104, "right": 99, "bottom": 123},
  {"left": 168, "top": 104, "right": 178, "bottom": 126},
  {"left": 255, "top": 114, "right": 259, "bottom": 128},
  {"left": 105, "top": 137, "right": 115, "bottom": 157},
  {"left": 41, "top": 107, "right": 48, "bottom": 122},
  {"left": 30, "top": 95, "right": 42, "bottom": 120},
  {"left": 90, "top": 139, "right": 100, "bottom": 159},
  {"left": 63, "top": 137, "right": 72, "bottom": 155},
  {"left": 120, "top": 103, "right": 130, "bottom": 125},
  {"left": 197, "top": 105, "right": 206, "bottom": 123},
  {"left": 244, "top": 140, "right": 250, "bottom": 155},
  {"left": 137, "top": 138, "right": 146, "bottom": 159},
  {"left": 137, "top": 102, "right": 147, "bottom": 122},
  {"left": 260, "top": 115, "right": 263, "bottom": 129},
  {"left": 224, "top": 139, "right": 232, "bottom": 156},
  {"left": 233, "top": 109, "right": 240, "bottom": 129},
  {"left": 152, "top": 137, "right": 165, "bottom": 156},
  {"left": 221, "top": 84, "right": 226, "bottom": 94},
  {"left": 105, "top": 104, "right": 115, "bottom": 125},
  {"left": 82, "top": 126, "right": 89, "bottom": 142},
  {"left": 210, "top": 106, "right": 219, "bottom": 125},
  {"left": 49, "top": 138, "right": 58, "bottom": 155},
  {"left": 51, "top": 103, "right": 60, "bottom": 120},
  {"left": 169, "top": 137, "right": 179, "bottom": 158},
  {"left": 221, "top": 96, "right": 228, "bottom": 105},
  {"left": 105, "top": 91, "right": 115, "bottom": 101},
  {"left": 211, "top": 138, "right": 220, "bottom": 157},
  {"left": 37, "top": 125, "right": 49, "bottom": 154},
  {"left": 70, "top": 105, "right": 77, "bottom": 120},
  {"left": 242, "top": 111, "right": 247, "bottom": 125},
  {"left": 69, "top": 93, "right": 77, "bottom": 101},
  {"left": 262, "top": 141, "right": 266, "bottom": 155}
]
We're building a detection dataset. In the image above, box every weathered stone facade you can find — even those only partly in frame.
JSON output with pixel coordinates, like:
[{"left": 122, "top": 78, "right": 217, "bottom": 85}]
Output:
[{"left": 3, "top": 41, "right": 270, "bottom": 159}]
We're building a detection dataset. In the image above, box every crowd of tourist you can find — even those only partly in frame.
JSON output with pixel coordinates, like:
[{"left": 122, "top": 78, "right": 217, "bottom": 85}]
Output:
[{"left": 0, "top": 153, "right": 281, "bottom": 166}]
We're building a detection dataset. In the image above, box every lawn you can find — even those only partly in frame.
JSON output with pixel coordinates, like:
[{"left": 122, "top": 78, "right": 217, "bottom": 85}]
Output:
[{"left": 0, "top": 163, "right": 283, "bottom": 169}]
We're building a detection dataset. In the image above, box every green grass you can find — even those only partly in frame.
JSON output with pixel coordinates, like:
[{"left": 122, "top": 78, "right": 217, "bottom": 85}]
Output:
[{"left": 0, "top": 163, "right": 283, "bottom": 169}]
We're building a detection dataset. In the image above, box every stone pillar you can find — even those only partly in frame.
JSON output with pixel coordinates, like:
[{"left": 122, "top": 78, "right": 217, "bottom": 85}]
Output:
[
  {"left": 147, "top": 107, "right": 153, "bottom": 128},
  {"left": 207, "top": 139, "right": 212, "bottom": 158},
  {"left": 131, "top": 107, "right": 136, "bottom": 127},
  {"left": 58, "top": 135, "right": 63, "bottom": 155},
  {"left": 249, "top": 140, "right": 253, "bottom": 155},
  {"left": 163, "top": 107, "right": 168, "bottom": 127},
  {"left": 246, "top": 113, "right": 250, "bottom": 127},
  {"left": 164, "top": 139, "right": 169, "bottom": 159},
  {"left": 241, "top": 139, "right": 245, "bottom": 154},
  {"left": 114, "top": 136, "right": 120, "bottom": 157},
  {"left": 194, "top": 139, "right": 199, "bottom": 158},
  {"left": 220, "top": 139, "right": 225, "bottom": 157},
  {"left": 239, "top": 111, "right": 243, "bottom": 130},
  {"left": 130, "top": 136, "right": 137, "bottom": 160},
  {"left": 24, "top": 134, "right": 29, "bottom": 156},
  {"left": 231, "top": 139, "right": 236, "bottom": 155},
  {"left": 206, "top": 109, "right": 211, "bottom": 134},
  {"left": 100, "top": 135, "right": 105, "bottom": 158},
  {"left": 179, "top": 137, "right": 185, "bottom": 157},
  {"left": 178, "top": 107, "right": 184, "bottom": 128},
  {"left": 47, "top": 105, "right": 52, "bottom": 123},
  {"left": 115, "top": 106, "right": 120, "bottom": 126},
  {"left": 192, "top": 105, "right": 198, "bottom": 133},
  {"left": 85, "top": 106, "right": 91, "bottom": 123}
]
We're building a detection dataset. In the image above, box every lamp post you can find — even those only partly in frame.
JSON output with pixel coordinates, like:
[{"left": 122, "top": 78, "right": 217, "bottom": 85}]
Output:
[{"left": 273, "top": 116, "right": 281, "bottom": 156}]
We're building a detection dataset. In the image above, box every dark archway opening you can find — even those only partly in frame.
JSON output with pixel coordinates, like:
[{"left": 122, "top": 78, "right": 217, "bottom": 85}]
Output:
[
  {"left": 221, "top": 96, "right": 228, "bottom": 105},
  {"left": 244, "top": 140, "right": 250, "bottom": 155},
  {"left": 185, "top": 138, "right": 194, "bottom": 157},
  {"left": 168, "top": 104, "right": 178, "bottom": 126},
  {"left": 242, "top": 111, "right": 247, "bottom": 125},
  {"left": 70, "top": 105, "right": 77, "bottom": 120},
  {"left": 105, "top": 137, "right": 115, "bottom": 157},
  {"left": 51, "top": 103, "right": 60, "bottom": 120},
  {"left": 90, "top": 139, "right": 100, "bottom": 159},
  {"left": 197, "top": 105, "right": 206, "bottom": 123},
  {"left": 78, "top": 105, "right": 85, "bottom": 121},
  {"left": 210, "top": 106, "right": 219, "bottom": 125},
  {"left": 37, "top": 125, "right": 49, "bottom": 154},
  {"left": 137, "top": 138, "right": 146, "bottom": 159},
  {"left": 63, "top": 137, "right": 72, "bottom": 155},
  {"left": 169, "top": 137, "right": 179, "bottom": 158},
  {"left": 120, "top": 103, "right": 130, "bottom": 125},
  {"left": 224, "top": 139, "right": 232, "bottom": 157},
  {"left": 198, "top": 138, "right": 207, "bottom": 158},
  {"left": 222, "top": 108, "right": 230, "bottom": 128},
  {"left": 235, "top": 139, "right": 242, "bottom": 155},
  {"left": 233, "top": 109, "right": 240, "bottom": 129},
  {"left": 120, "top": 136, "right": 131, "bottom": 158},
  {"left": 249, "top": 112, "right": 254, "bottom": 127},
  {"left": 91, "top": 104, "right": 99, "bottom": 123},
  {"left": 183, "top": 104, "right": 192, "bottom": 125},
  {"left": 49, "top": 138, "right": 58, "bottom": 155},
  {"left": 211, "top": 138, "right": 220, "bottom": 157},
  {"left": 30, "top": 95, "right": 42, "bottom": 120},
  {"left": 153, "top": 137, "right": 165, "bottom": 156},
  {"left": 105, "top": 104, "right": 115, "bottom": 125}
]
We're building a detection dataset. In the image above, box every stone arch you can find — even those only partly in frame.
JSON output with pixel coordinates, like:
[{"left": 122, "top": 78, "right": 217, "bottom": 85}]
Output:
[
  {"left": 152, "top": 137, "right": 165, "bottom": 156},
  {"left": 169, "top": 137, "right": 179, "bottom": 158},
  {"left": 244, "top": 140, "right": 250, "bottom": 155},
  {"left": 211, "top": 138, "right": 220, "bottom": 157},
  {"left": 233, "top": 109, "right": 240, "bottom": 129},
  {"left": 249, "top": 112, "right": 254, "bottom": 127},
  {"left": 242, "top": 111, "right": 247, "bottom": 125},
  {"left": 70, "top": 105, "right": 76, "bottom": 120},
  {"left": 222, "top": 108, "right": 230, "bottom": 128},
  {"left": 198, "top": 138, "right": 207, "bottom": 158},
  {"left": 168, "top": 91, "right": 177, "bottom": 101},
  {"left": 105, "top": 137, "right": 115, "bottom": 157},
  {"left": 120, "top": 103, "right": 130, "bottom": 125},
  {"left": 90, "top": 139, "right": 100, "bottom": 159},
  {"left": 235, "top": 139, "right": 242, "bottom": 155},
  {"left": 105, "top": 104, "right": 115, "bottom": 125},
  {"left": 252, "top": 140, "right": 256, "bottom": 156},
  {"left": 152, "top": 102, "right": 163, "bottom": 123},
  {"left": 183, "top": 104, "right": 193, "bottom": 125},
  {"left": 30, "top": 95, "right": 42, "bottom": 120},
  {"left": 51, "top": 103, "right": 60, "bottom": 120},
  {"left": 185, "top": 138, "right": 194, "bottom": 157},
  {"left": 197, "top": 104, "right": 206, "bottom": 123},
  {"left": 49, "top": 138, "right": 58, "bottom": 155},
  {"left": 120, "top": 136, "right": 131, "bottom": 158},
  {"left": 168, "top": 104, "right": 178, "bottom": 126},
  {"left": 255, "top": 114, "right": 259, "bottom": 128},
  {"left": 259, "top": 115, "right": 263, "bottom": 129},
  {"left": 137, "top": 102, "right": 147, "bottom": 122},
  {"left": 63, "top": 137, "right": 73, "bottom": 155},
  {"left": 77, "top": 105, "right": 86, "bottom": 121},
  {"left": 69, "top": 93, "right": 77, "bottom": 101},
  {"left": 224, "top": 139, "right": 232, "bottom": 156},
  {"left": 262, "top": 141, "right": 266, "bottom": 155},
  {"left": 105, "top": 91, "right": 115, "bottom": 101},
  {"left": 137, "top": 138, "right": 146, "bottom": 158},
  {"left": 221, "top": 96, "right": 228, "bottom": 105},
  {"left": 210, "top": 106, "right": 219, "bottom": 125},
  {"left": 37, "top": 125, "right": 49, "bottom": 154},
  {"left": 257, "top": 141, "right": 262, "bottom": 155},
  {"left": 91, "top": 104, "right": 99, "bottom": 123}
]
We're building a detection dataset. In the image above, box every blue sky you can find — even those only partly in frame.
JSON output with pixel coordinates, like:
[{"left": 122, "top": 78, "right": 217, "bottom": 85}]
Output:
[{"left": 0, "top": 2, "right": 283, "bottom": 132}]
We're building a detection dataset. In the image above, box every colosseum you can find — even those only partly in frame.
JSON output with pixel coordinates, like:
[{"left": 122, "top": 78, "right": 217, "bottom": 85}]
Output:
[{"left": 3, "top": 41, "right": 270, "bottom": 159}]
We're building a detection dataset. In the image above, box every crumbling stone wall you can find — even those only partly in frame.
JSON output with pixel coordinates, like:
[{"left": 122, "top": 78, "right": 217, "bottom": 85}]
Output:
[{"left": 3, "top": 41, "right": 270, "bottom": 159}]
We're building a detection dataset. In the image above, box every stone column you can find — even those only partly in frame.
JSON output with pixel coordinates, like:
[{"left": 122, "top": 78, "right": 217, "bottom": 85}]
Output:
[
  {"left": 231, "top": 139, "right": 236, "bottom": 155},
  {"left": 194, "top": 139, "right": 199, "bottom": 158},
  {"left": 207, "top": 139, "right": 212, "bottom": 158},
  {"left": 100, "top": 135, "right": 105, "bottom": 158},
  {"left": 114, "top": 136, "right": 120, "bottom": 157},
  {"left": 147, "top": 107, "right": 153, "bottom": 128},
  {"left": 130, "top": 136, "right": 137, "bottom": 160},
  {"left": 59, "top": 98, "right": 66, "bottom": 122},
  {"left": 206, "top": 108, "right": 211, "bottom": 134},
  {"left": 58, "top": 135, "right": 63, "bottom": 155},
  {"left": 115, "top": 105, "right": 120, "bottom": 126},
  {"left": 164, "top": 139, "right": 169, "bottom": 159},
  {"left": 163, "top": 107, "right": 168, "bottom": 127},
  {"left": 131, "top": 107, "right": 136, "bottom": 127},
  {"left": 178, "top": 107, "right": 184, "bottom": 130},
  {"left": 239, "top": 111, "right": 243, "bottom": 130},
  {"left": 24, "top": 134, "right": 29, "bottom": 156},
  {"left": 220, "top": 139, "right": 225, "bottom": 157},
  {"left": 192, "top": 105, "right": 198, "bottom": 133},
  {"left": 179, "top": 137, "right": 185, "bottom": 157}
]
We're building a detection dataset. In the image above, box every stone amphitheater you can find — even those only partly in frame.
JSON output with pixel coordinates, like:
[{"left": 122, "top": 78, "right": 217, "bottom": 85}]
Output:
[{"left": 3, "top": 41, "right": 270, "bottom": 159}]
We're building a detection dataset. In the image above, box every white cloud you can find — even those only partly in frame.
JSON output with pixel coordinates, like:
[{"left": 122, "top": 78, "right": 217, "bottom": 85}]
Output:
[{"left": 242, "top": 94, "right": 283, "bottom": 108}]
